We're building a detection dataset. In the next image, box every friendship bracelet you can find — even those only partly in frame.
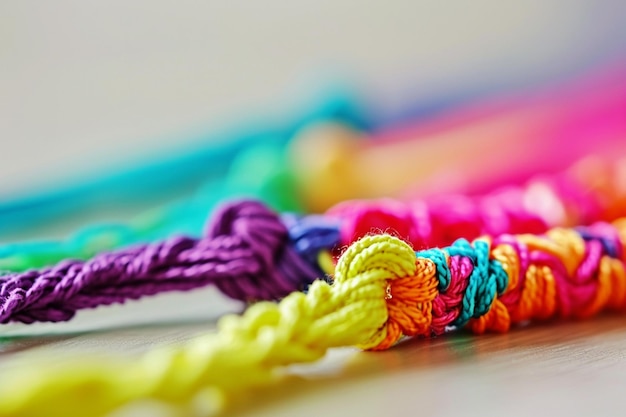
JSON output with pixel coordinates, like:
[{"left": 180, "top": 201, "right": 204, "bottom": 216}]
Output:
[
  {"left": 0, "top": 90, "right": 368, "bottom": 234},
  {"left": 2, "top": 219, "right": 625, "bottom": 417},
  {"left": 3, "top": 155, "right": 625, "bottom": 326},
  {"left": 289, "top": 70, "right": 626, "bottom": 211},
  {"left": 0, "top": 144, "right": 301, "bottom": 273}
]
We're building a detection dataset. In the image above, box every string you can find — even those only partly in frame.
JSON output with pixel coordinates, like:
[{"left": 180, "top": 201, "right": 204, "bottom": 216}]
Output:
[{"left": 1, "top": 220, "right": 625, "bottom": 416}]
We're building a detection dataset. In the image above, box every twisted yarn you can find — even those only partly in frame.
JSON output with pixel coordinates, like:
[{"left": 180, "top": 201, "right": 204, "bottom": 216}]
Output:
[{"left": 0, "top": 201, "right": 320, "bottom": 323}]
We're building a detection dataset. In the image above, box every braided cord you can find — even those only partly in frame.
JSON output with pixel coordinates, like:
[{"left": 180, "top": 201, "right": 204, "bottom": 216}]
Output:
[
  {"left": 2, "top": 220, "right": 626, "bottom": 416},
  {"left": 329, "top": 156, "right": 626, "bottom": 249}
]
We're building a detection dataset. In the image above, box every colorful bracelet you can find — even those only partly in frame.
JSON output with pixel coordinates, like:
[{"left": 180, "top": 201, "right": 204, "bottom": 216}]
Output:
[
  {"left": 0, "top": 90, "right": 368, "bottom": 234},
  {"left": 2, "top": 218, "right": 625, "bottom": 417},
  {"left": 289, "top": 70, "right": 626, "bottom": 211},
  {"left": 3, "top": 158, "right": 625, "bottom": 325}
]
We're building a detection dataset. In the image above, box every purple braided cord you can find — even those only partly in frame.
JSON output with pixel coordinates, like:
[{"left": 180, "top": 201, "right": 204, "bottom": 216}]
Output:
[{"left": 0, "top": 200, "right": 320, "bottom": 324}]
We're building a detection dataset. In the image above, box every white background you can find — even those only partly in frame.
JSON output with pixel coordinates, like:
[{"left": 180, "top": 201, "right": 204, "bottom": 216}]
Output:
[{"left": 2, "top": 0, "right": 626, "bottom": 198}]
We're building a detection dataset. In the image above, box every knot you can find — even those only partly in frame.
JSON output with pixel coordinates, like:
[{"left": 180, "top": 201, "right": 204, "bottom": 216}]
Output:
[
  {"left": 446, "top": 239, "right": 508, "bottom": 326},
  {"left": 333, "top": 234, "right": 438, "bottom": 351},
  {"left": 206, "top": 200, "right": 286, "bottom": 250},
  {"left": 204, "top": 200, "right": 318, "bottom": 301},
  {"left": 428, "top": 254, "right": 472, "bottom": 335},
  {"left": 576, "top": 222, "right": 622, "bottom": 259}
]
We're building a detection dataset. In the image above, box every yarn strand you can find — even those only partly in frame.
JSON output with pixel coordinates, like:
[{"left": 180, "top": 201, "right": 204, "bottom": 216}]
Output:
[{"left": 0, "top": 201, "right": 322, "bottom": 323}]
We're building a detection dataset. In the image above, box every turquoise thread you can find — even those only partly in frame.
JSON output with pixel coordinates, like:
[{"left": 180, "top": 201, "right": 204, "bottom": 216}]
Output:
[
  {"left": 449, "top": 239, "right": 505, "bottom": 325},
  {"left": 418, "top": 248, "right": 450, "bottom": 290}
]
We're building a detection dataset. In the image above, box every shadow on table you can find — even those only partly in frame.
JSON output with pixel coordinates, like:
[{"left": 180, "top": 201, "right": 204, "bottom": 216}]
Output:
[{"left": 227, "top": 313, "right": 626, "bottom": 416}]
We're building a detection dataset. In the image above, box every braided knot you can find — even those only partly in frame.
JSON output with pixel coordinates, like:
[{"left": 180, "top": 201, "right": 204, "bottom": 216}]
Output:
[
  {"left": 333, "top": 234, "right": 438, "bottom": 351},
  {"left": 207, "top": 200, "right": 286, "bottom": 254},
  {"left": 205, "top": 200, "right": 318, "bottom": 301},
  {"left": 429, "top": 255, "right": 471, "bottom": 335}
]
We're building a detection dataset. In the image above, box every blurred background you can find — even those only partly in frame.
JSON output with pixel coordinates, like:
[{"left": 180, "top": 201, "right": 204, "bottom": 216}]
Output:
[{"left": 2, "top": 0, "right": 626, "bottom": 237}]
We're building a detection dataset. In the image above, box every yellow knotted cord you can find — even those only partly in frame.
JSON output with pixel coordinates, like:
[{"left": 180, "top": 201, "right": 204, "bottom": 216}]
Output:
[{"left": 0, "top": 235, "right": 421, "bottom": 417}]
